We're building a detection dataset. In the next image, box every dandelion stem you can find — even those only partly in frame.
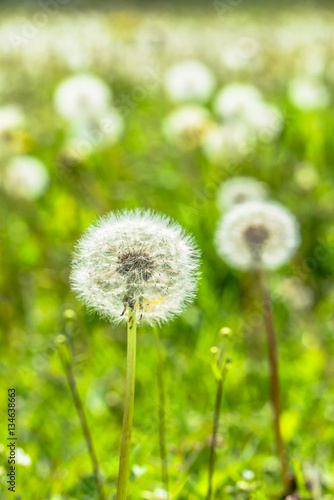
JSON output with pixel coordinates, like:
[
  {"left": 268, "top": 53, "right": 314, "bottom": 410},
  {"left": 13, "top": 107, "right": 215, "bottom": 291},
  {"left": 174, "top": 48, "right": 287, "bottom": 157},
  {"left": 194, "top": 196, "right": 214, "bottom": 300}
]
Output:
[
  {"left": 58, "top": 342, "right": 106, "bottom": 500},
  {"left": 206, "top": 359, "right": 228, "bottom": 500},
  {"left": 116, "top": 306, "right": 137, "bottom": 500},
  {"left": 258, "top": 269, "right": 289, "bottom": 490},
  {"left": 155, "top": 329, "right": 169, "bottom": 495}
]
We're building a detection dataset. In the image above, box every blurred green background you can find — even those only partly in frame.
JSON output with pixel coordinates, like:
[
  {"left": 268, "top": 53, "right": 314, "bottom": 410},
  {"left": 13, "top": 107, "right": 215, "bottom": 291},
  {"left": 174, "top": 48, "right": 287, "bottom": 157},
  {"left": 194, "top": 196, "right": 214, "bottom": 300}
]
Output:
[{"left": 0, "top": 1, "right": 334, "bottom": 499}]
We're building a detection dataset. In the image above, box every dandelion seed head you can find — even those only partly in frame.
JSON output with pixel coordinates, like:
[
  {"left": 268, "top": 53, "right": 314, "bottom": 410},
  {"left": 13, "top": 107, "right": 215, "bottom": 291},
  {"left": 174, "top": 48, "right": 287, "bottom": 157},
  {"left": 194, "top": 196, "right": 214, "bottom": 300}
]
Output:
[
  {"left": 71, "top": 209, "right": 200, "bottom": 325},
  {"left": 0, "top": 105, "right": 24, "bottom": 136},
  {"left": 54, "top": 73, "right": 112, "bottom": 123},
  {"left": 214, "top": 83, "right": 263, "bottom": 119},
  {"left": 3, "top": 155, "right": 50, "bottom": 200},
  {"left": 243, "top": 101, "right": 284, "bottom": 142},
  {"left": 69, "top": 108, "right": 124, "bottom": 154},
  {"left": 162, "top": 105, "right": 212, "bottom": 149},
  {"left": 288, "top": 77, "right": 330, "bottom": 111},
  {"left": 153, "top": 488, "right": 170, "bottom": 499},
  {"left": 215, "top": 201, "right": 300, "bottom": 270},
  {"left": 16, "top": 448, "right": 31, "bottom": 467},
  {"left": 293, "top": 161, "right": 319, "bottom": 191},
  {"left": 216, "top": 176, "right": 268, "bottom": 211},
  {"left": 201, "top": 122, "right": 254, "bottom": 163},
  {"left": 276, "top": 277, "right": 314, "bottom": 311},
  {"left": 164, "top": 60, "right": 216, "bottom": 103}
]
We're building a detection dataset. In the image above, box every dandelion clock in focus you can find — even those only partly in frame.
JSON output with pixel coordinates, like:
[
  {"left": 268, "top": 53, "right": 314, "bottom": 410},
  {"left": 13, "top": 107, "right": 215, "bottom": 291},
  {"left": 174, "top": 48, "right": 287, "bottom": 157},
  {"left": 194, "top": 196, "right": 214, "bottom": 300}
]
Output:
[
  {"left": 71, "top": 209, "right": 200, "bottom": 500},
  {"left": 71, "top": 209, "right": 200, "bottom": 325}
]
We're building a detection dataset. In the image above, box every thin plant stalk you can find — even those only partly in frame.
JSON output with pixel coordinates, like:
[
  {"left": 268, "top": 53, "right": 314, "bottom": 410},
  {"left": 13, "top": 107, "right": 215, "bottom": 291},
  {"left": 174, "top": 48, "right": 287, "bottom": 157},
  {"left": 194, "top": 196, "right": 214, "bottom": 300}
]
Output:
[
  {"left": 116, "top": 306, "right": 137, "bottom": 500},
  {"left": 154, "top": 328, "right": 169, "bottom": 495},
  {"left": 58, "top": 340, "right": 106, "bottom": 500},
  {"left": 206, "top": 357, "right": 229, "bottom": 500},
  {"left": 258, "top": 269, "right": 289, "bottom": 489}
]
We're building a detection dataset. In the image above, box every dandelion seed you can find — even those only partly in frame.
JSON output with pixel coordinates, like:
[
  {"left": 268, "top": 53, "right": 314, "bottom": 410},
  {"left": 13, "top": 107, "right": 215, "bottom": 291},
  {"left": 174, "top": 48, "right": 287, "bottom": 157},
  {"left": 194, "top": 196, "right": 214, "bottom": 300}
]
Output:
[
  {"left": 216, "top": 176, "right": 268, "bottom": 211},
  {"left": 164, "top": 60, "right": 216, "bottom": 103},
  {"left": 2, "top": 155, "right": 50, "bottom": 200},
  {"left": 71, "top": 209, "right": 200, "bottom": 325},
  {"left": 54, "top": 73, "right": 112, "bottom": 124},
  {"left": 215, "top": 201, "right": 300, "bottom": 270}
]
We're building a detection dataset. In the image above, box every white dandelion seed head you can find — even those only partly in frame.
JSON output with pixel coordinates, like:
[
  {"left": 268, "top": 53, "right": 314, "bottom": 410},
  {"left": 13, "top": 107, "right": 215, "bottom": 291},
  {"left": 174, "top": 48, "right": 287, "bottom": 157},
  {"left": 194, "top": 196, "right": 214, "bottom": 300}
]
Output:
[
  {"left": 243, "top": 101, "right": 284, "bottom": 142},
  {"left": 71, "top": 209, "right": 200, "bottom": 326},
  {"left": 288, "top": 77, "right": 330, "bottom": 111},
  {"left": 214, "top": 83, "right": 263, "bottom": 119},
  {"left": 153, "top": 488, "right": 170, "bottom": 499},
  {"left": 216, "top": 176, "right": 268, "bottom": 211},
  {"left": 164, "top": 60, "right": 216, "bottom": 103},
  {"left": 68, "top": 108, "right": 124, "bottom": 155},
  {"left": 16, "top": 448, "right": 31, "bottom": 467},
  {"left": 54, "top": 73, "right": 112, "bottom": 123},
  {"left": 2, "top": 155, "right": 50, "bottom": 200},
  {"left": 0, "top": 105, "right": 25, "bottom": 136},
  {"left": 276, "top": 277, "right": 314, "bottom": 311},
  {"left": 162, "top": 105, "right": 212, "bottom": 148},
  {"left": 215, "top": 201, "right": 300, "bottom": 271},
  {"left": 293, "top": 161, "right": 319, "bottom": 191},
  {"left": 201, "top": 122, "right": 254, "bottom": 163}
]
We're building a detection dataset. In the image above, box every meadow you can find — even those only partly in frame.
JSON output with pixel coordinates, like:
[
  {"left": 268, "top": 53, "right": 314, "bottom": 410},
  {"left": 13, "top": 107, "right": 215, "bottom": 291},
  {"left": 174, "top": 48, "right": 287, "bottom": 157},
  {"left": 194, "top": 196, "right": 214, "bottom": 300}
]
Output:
[{"left": 0, "top": 3, "right": 334, "bottom": 499}]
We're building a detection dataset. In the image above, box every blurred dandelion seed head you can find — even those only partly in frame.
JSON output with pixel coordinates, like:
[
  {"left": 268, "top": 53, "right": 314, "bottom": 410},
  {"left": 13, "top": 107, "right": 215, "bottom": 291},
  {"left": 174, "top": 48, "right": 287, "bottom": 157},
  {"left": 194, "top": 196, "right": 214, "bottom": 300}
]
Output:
[
  {"left": 54, "top": 73, "right": 112, "bottom": 123},
  {"left": 0, "top": 105, "right": 25, "bottom": 136},
  {"left": 164, "top": 60, "right": 216, "bottom": 103},
  {"left": 70, "top": 209, "right": 200, "bottom": 325},
  {"left": 201, "top": 122, "right": 254, "bottom": 162},
  {"left": 288, "top": 77, "right": 330, "bottom": 111},
  {"left": 215, "top": 201, "right": 300, "bottom": 270},
  {"left": 214, "top": 83, "right": 263, "bottom": 119},
  {"left": 216, "top": 176, "right": 268, "bottom": 211},
  {"left": 162, "top": 105, "right": 212, "bottom": 149},
  {"left": 3, "top": 155, "right": 50, "bottom": 200}
]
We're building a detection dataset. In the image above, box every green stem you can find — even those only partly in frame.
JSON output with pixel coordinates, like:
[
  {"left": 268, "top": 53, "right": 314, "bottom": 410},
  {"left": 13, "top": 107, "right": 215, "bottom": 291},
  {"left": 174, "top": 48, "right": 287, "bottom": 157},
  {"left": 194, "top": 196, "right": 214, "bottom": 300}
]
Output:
[
  {"left": 258, "top": 269, "right": 289, "bottom": 490},
  {"left": 116, "top": 306, "right": 137, "bottom": 500},
  {"left": 155, "top": 329, "right": 169, "bottom": 495},
  {"left": 58, "top": 342, "right": 106, "bottom": 500},
  {"left": 206, "top": 359, "right": 228, "bottom": 500}
]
